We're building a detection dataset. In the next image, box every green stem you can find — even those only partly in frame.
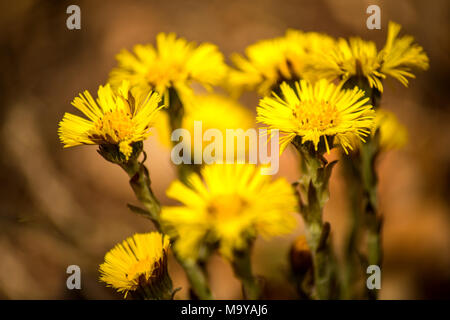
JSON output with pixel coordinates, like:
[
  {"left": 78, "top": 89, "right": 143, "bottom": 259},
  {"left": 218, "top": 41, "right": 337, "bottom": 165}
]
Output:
[
  {"left": 360, "top": 134, "right": 382, "bottom": 300},
  {"left": 231, "top": 246, "right": 261, "bottom": 300},
  {"left": 179, "top": 259, "right": 213, "bottom": 300},
  {"left": 340, "top": 135, "right": 382, "bottom": 300},
  {"left": 166, "top": 88, "right": 200, "bottom": 185},
  {"left": 120, "top": 157, "right": 161, "bottom": 229},
  {"left": 342, "top": 75, "right": 382, "bottom": 299},
  {"left": 340, "top": 155, "right": 365, "bottom": 299},
  {"left": 293, "top": 139, "right": 337, "bottom": 300}
]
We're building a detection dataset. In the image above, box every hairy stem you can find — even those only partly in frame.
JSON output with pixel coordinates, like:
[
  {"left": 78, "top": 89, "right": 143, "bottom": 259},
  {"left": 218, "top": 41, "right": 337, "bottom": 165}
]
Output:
[
  {"left": 342, "top": 76, "right": 382, "bottom": 299},
  {"left": 178, "top": 259, "right": 213, "bottom": 300},
  {"left": 231, "top": 246, "right": 261, "bottom": 300},
  {"left": 293, "top": 139, "right": 337, "bottom": 299},
  {"left": 360, "top": 134, "right": 382, "bottom": 300},
  {"left": 166, "top": 88, "right": 201, "bottom": 185},
  {"left": 120, "top": 158, "right": 161, "bottom": 229}
]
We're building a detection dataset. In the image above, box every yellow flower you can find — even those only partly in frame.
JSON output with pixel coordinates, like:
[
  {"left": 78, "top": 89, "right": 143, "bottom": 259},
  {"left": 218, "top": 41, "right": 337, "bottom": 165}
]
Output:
[
  {"left": 375, "top": 109, "right": 408, "bottom": 151},
  {"left": 99, "top": 232, "right": 171, "bottom": 298},
  {"left": 229, "top": 36, "right": 290, "bottom": 96},
  {"left": 379, "top": 22, "right": 430, "bottom": 87},
  {"left": 58, "top": 81, "right": 162, "bottom": 160},
  {"left": 161, "top": 164, "right": 297, "bottom": 260},
  {"left": 229, "top": 31, "right": 335, "bottom": 96},
  {"left": 183, "top": 95, "right": 254, "bottom": 159},
  {"left": 312, "top": 37, "right": 384, "bottom": 90},
  {"left": 284, "top": 29, "right": 337, "bottom": 82},
  {"left": 257, "top": 79, "right": 375, "bottom": 154},
  {"left": 347, "top": 109, "right": 408, "bottom": 152},
  {"left": 312, "top": 21, "right": 429, "bottom": 93},
  {"left": 183, "top": 95, "right": 254, "bottom": 135},
  {"left": 154, "top": 94, "right": 254, "bottom": 155},
  {"left": 109, "top": 33, "right": 228, "bottom": 106}
]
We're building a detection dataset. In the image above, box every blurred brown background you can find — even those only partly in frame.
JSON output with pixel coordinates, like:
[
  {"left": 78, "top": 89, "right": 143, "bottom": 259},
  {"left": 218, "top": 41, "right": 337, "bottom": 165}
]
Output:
[{"left": 0, "top": 0, "right": 449, "bottom": 299}]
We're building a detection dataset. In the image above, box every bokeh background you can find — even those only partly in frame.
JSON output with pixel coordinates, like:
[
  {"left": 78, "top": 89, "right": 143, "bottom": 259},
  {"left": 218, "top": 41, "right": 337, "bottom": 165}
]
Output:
[{"left": 0, "top": 0, "right": 449, "bottom": 299}]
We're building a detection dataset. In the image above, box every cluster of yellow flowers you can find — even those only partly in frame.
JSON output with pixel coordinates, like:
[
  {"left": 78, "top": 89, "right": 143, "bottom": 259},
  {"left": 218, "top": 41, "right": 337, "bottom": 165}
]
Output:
[{"left": 58, "top": 21, "right": 427, "bottom": 299}]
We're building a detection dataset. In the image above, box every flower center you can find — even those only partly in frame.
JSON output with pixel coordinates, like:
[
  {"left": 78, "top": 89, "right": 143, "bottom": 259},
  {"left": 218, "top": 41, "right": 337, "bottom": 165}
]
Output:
[
  {"left": 95, "top": 109, "right": 135, "bottom": 144},
  {"left": 207, "top": 194, "right": 248, "bottom": 221},
  {"left": 294, "top": 101, "right": 339, "bottom": 131}
]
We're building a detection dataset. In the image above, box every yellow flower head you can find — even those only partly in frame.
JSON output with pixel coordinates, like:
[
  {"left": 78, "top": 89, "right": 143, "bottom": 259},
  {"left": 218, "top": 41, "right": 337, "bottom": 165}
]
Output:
[
  {"left": 313, "top": 37, "right": 384, "bottom": 90},
  {"left": 154, "top": 94, "right": 254, "bottom": 157},
  {"left": 229, "top": 31, "right": 335, "bottom": 96},
  {"left": 58, "top": 81, "right": 162, "bottom": 160},
  {"left": 378, "top": 22, "right": 430, "bottom": 87},
  {"left": 109, "top": 33, "right": 228, "bottom": 105},
  {"left": 284, "top": 29, "right": 337, "bottom": 82},
  {"left": 375, "top": 109, "right": 408, "bottom": 151},
  {"left": 161, "top": 164, "right": 297, "bottom": 260},
  {"left": 312, "top": 21, "right": 429, "bottom": 93},
  {"left": 182, "top": 94, "right": 254, "bottom": 134},
  {"left": 257, "top": 79, "right": 375, "bottom": 154},
  {"left": 99, "top": 232, "right": 170, "bottom": 298},
  {"left": 347, "top": 109, "right": 408, "bottom": 152}
]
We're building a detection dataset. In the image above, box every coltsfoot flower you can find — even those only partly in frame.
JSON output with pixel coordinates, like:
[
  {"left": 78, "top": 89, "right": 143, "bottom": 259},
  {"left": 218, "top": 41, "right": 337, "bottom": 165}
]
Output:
[
  {"left": 257, "top": 79, "right": 375, "bottom": 154},
  {"left": 346, "top": 109, "right": 408, "bottom": 152},
  {"left": 375, "top": 109, "right": 408, "bottom": 151},
  {"left": 99, "top": 232, "right": 172, "bottom": 299},
  {"left": 58, "top": 81, "right": 162, "bottom": 160},
  {"left": 109, "top": 33, "right": 228, "bottom": 105},
  {"left": 379, "top": 22, "right": 429, "bottom": 87},
  {"left": 313, "top": 37, "right": 384, "bottom": 90},
  {"left": 161, "top": 163, "right": 297, "bottom": 261},
  {"left": 229, "top": 31, "right": 335, "bottom": 96},
  {"left": 311, "top": 21, "right": 429, "bottom": 93},
  {"left": 154, "top": 94, "right": 254, "bottom": 155}
]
